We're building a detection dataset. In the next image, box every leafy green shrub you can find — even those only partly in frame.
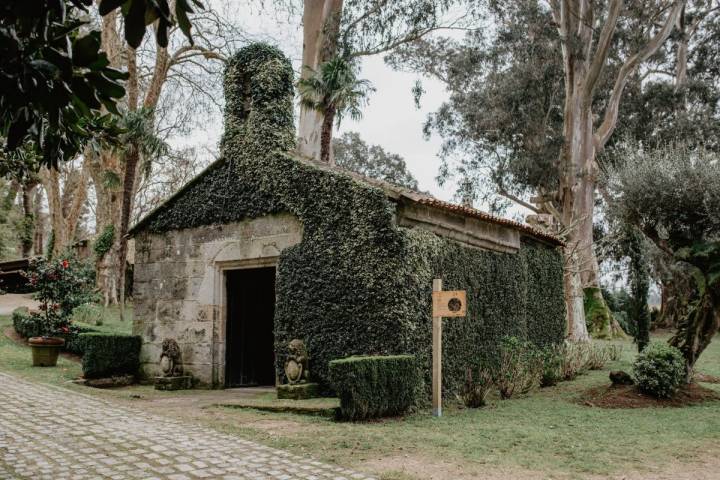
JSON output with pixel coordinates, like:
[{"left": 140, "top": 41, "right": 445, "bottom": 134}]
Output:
[
  {"left": 21, "top": 256, "right": 97, "bottom": 335},
  {"left": 328, "top": 355, "right": 421, "bottom": 421},
  {"left": 79, "top": 333, "right": 141, "bottom": 379},
  {"left": 457, "top": 368, "right": 494, "bottom": 407},
  {"left": 493, "top": 337, "right": 543, "bottom": 399},
  {"left": 540, "top": 345, "right": 563, "bottom": 387},
  {"left": 12, "top": 307, "right": 43, "bottom": 338},
  {"left": 59, "top": 323, "right": 100, "bottom": 355},
  {"left": 633, "top": 342, "right": 685, "bottom": 398}
]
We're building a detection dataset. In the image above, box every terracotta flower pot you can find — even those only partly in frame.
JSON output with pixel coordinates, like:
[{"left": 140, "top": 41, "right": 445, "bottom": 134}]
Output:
[{"left": 28, "top": 336, "right": 65, "bottom": 367}]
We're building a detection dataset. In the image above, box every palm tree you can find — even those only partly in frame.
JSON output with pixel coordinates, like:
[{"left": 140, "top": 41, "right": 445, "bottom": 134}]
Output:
[
  {"left": 115, "top": 108, "right": 168, "bottom": 318},
  {"left": 297, "top": 57, "right": 374, "bottom": 164}
]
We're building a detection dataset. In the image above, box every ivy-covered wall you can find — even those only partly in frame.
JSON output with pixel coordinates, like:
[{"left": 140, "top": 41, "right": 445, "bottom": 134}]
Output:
[{"left": 132, "top": 43, "right": 565, "bottom": 396}]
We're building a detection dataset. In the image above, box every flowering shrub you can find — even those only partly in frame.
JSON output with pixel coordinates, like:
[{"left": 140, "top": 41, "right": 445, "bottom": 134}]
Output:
[{"left": 23, "top": 256, "right": 96, "bottom": 336}]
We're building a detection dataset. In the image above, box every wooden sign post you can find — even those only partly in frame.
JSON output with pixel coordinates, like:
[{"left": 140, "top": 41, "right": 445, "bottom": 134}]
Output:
[{"left": 431, "top": 279, "right": 467, "bottom": 417}]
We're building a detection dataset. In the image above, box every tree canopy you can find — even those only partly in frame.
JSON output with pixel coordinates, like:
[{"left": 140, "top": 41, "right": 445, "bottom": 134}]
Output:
[{"left": 334, "top": 132, "right": 419, "bottom": 190}]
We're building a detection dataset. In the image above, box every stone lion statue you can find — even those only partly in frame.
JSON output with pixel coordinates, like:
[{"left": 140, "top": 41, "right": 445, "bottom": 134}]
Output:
[
  {"left": 159, "top": 338, "right": 183, "bottom": 377},
  {"left": 284, "top": 339, "right": 310, "bottom": 384}
]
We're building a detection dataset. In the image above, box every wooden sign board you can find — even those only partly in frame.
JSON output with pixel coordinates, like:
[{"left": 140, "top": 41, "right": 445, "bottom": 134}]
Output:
[{"left": 432, "top": 290, "right": 467, "bottom": 317}]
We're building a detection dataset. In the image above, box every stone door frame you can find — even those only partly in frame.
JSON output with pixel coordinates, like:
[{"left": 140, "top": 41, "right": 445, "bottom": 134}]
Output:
[{"left": 212, "top": 256, "right": 279, "bottom": 388}]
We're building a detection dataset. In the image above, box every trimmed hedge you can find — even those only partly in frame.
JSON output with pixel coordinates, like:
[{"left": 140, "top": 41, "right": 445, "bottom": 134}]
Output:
[
  {"left": 329, "top": 355, "right": 421, "bottom": 420},
  {"left": 79, "top": 333, "right": 141, "bottom": 379},
  {"left": 132, "top": 43, "right": 566, "bottom": 396}
]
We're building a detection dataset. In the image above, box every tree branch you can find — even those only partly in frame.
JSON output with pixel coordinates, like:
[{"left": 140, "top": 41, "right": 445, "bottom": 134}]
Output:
[
  {"left": 594, "top": 0, "right": 685, "bottom": 149},
  {"left": 583, "top": 0, "right": 622, "bottom": 99}
]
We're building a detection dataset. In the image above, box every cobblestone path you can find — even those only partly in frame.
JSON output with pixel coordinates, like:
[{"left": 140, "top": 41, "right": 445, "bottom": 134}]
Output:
[{"left": 0, "top": 374, "right": 374, "bottom": 480}]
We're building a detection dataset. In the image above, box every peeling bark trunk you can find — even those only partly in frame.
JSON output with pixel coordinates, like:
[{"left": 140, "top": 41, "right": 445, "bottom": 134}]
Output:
[
  {"left": 547, "top": 0, "right": 683, "bottom": 340},
  {"left": 297, "top": 0, "right": 343, "bottom": 160},
  {"left": 40, "top": 164, "right": 89, "bottom": 256}
]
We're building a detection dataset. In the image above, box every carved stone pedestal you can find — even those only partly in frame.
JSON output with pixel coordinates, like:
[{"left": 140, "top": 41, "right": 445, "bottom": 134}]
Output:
[
  {"left": 154, "top": 375, "right": 193, "bottom": 391},
  {"left": 277, "top": 382, "right": 319, "bottom": 400}
]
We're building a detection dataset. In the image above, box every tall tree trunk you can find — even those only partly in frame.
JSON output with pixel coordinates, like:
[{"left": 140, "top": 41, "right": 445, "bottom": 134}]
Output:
[
  {"left": 19, "top": 181, "right": 37, "bottom": 258},
  {"left": 319, "top": 107, "right": 336, "bottom": 164},
  {"left": 32, "top": 186, "right": 43, "bottom": 255},
  {"left": 297, "top": 0, "right": 343, "bottom": 160},
  {"left": 40, "top": 164, "right": 89, "bottom": 256}
]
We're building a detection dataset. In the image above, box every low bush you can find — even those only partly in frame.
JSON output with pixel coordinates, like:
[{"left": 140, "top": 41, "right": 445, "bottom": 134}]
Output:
[
  {"left": 79, "top": 333, "right": 141, "bottom": 379},
  {"left": 633, "top": 342, "right": 685, "bottom": 398},
  {"left": 540, "top": 346, "right": 564, "bottom": 387},
  {"left": 560, "top": 342, "right": 595, "bottom": 380},
  {"left": 328, "top": 355, "right": 421, "bottom": 421},
  {"left": 457, "top": 368, "right": 494, "bottom": 407},
  {"left": 59, "top": 323, "right": 100, "bottom": 355},
  {"left": 494, "top": 337, "right": 543, "bottom": 399},
  {"left": 12, "top": 308, "right": 44, "bottom": 338}
]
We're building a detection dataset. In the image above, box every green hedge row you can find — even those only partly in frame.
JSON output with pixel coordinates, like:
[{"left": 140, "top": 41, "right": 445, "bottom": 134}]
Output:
[
  {"left": 12, "top": 308, "right": 44, "bottom": 338},
  {"left": 329, "top": 355, "right": 421, "bottom": 420},
  {"left": 12, "top": 308, "right": 99, "bottom": 355},
  {"left": 79, "top": 333, "right": 141, "bottom": 379}
]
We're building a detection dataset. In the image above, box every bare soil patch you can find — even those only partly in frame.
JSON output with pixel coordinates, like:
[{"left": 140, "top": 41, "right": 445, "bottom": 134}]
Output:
[
  {"left": 694, "top": 372, "right": 720, "bottom": 384},
  {"left": 580, "top": 383, "right": 720, "bottom": 409}
]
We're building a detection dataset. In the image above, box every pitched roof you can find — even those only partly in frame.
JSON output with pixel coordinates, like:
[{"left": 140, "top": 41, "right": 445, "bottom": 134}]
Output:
[{"left": 129, "top": 154, "right": 564, "bottom": 246}]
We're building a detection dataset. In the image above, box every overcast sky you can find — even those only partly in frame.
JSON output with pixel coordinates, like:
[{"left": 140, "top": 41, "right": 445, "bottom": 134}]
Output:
[{"left": 179, "top": 2, "right": 459, "bottom": 202}]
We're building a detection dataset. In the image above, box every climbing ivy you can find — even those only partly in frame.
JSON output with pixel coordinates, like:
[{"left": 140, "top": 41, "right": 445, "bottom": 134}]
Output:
[
  {"left": 134, "top": 43, "right": 566, "bottom": 395},
  {"left": 93, "top": 224, "right": 115, "bottom": 260}
]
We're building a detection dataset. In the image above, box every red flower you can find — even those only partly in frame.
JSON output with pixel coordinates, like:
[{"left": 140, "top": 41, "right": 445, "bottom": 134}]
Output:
[
  {"left": 61, "top": 259, "right": 70, "bottom": 269},
  {"left": 60, "top": 326, "right": 70, "bottom": 333}
]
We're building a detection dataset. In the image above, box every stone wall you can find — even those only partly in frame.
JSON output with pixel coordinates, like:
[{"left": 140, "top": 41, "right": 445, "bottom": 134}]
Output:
[{"left": 132, "top": 213, "right": 303, "bottom": 386}]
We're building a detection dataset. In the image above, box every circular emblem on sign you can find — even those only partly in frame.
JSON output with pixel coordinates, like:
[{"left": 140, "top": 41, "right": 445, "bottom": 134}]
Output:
[{"left": 448, "top": 297, "right": 462, "bottom": 312}]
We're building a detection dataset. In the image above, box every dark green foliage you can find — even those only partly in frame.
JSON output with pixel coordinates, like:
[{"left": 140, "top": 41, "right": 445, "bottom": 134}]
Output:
[
  {"left": 59, "top": 323, "right": 100, "bottom": 355},
  {"left": 93, "top": 224, "right": 115, "bottom": 260},
  {"left": 633, "top": 343, "right": 686, "bottom": 398},
  {"left": 132, "top": 42, "right": 565, "bottom": 396},
  {"left": 334, "top": 131, "right": 419, "bottom": 190},
  {"left": 98, "top": 0, "right": 203, "bottom": 49},
  {"left": 329, "top": 355, "right": 421, "bottom": 420},
  {"left": 1, "top": 1, "right": 127, "bottom": 167},
  {"left": 79, "top": 332, "right": 141, "bottom": 379},
  {"left": 12, "top": 308, "right": 43, "bottom": 338},
  {"left": 13, "top": 308, "right": 99, "bottom": 354}
]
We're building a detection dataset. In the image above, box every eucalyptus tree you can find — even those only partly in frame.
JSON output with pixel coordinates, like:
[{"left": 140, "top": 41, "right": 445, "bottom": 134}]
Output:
[
  {"left": 390, "top": 1, "right": 710, "bottom": 340},
  {"left": 334, "top": 132, "right": 419, "bottom": 189},
  {"left": 298, "top": 57, "right": 374, "bottom": 163},
  {"left": 293, "top": 0, "right": 466, "bottom": 161},
  {"left": 606, "top": 143, "right": 720, "bottom": 376}
]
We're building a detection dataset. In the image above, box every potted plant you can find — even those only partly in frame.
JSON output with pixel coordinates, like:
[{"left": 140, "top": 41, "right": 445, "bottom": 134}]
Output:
[{"left": 23, "top": 257, "right": 94, "bottom": 367}]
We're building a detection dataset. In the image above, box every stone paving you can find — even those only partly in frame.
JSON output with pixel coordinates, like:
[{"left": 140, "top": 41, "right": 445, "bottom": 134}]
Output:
[{"left": 0, "top": 373, "right": 375, "bottom": 480}]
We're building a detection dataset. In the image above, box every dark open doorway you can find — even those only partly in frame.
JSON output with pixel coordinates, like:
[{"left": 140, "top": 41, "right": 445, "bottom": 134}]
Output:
[{"left": 225, "top": 267, "right": 276, "bottom": 387}]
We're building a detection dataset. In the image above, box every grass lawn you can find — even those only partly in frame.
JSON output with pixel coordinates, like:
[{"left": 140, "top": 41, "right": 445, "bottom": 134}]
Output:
[
  {"left": 71, "top": 303, "right": 134, "bottom": 334},
  {"left": 1, "top": 312, "right": 719, "bottom": 479}
]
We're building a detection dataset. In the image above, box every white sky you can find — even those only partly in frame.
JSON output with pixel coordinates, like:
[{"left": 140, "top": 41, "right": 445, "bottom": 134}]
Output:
[{"left": 178, "top": 2, "right": 458, "bottom": 201}]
